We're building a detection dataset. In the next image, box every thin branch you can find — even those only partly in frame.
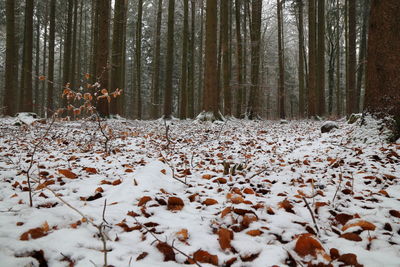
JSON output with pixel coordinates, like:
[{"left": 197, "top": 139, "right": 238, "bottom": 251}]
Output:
[{"left": 302, "top": 197, "right": 320, "bottom": 236}]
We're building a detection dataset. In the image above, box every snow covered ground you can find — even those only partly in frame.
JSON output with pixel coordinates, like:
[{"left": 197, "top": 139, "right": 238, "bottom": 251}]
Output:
[{"left": 0, "top": 116, "right": 399, "bottom": 266}]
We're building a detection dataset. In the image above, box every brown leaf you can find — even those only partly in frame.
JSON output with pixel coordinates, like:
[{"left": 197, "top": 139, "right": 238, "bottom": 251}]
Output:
[
  {"left": 278, "top": 199, "right": 294, "bottom": 213},
  {"left": 389, "top": 210, "right": 400, "bottom": 218},
  {"left": 193, "top": 250, "right": 218, "bottom": 266},
  {"left": 338, "top": 253, "right": 358, "bottom": 265},
  {"left": 294, "top": 233, "right": 325, "bottom": 257},
  {"left": 84, "top": 167, "right": 98, "bottom": 174},
  {"left": 35, "top": 180, "right": 55, "bottom": 190},
  {"left": 342, "top": 220, "right": 376, "bottom": 231},
  {"left": 20, "top": 227, "right": 47, "bottom": 240},
  {"left": 218, "top": 228, "right": 233, "bottom": 250},
  {"left": 335, "top": 213, "right": 354, "bottom": 225},
  {"left": 167, "top": 197, "right": 184, "bottom": 211},
  {"left": 160, "top": 169, "right": 167, "bottom": 175},
  {"left": 243, "top": 188, "right": 255, "bottom": 194},
  {"left": 58, "top": 169, "right": 77, "bottom": 179},
  {"left": 202, "top": 174, "right": 214, "bottom": 180},
  {"left": 136, "top": 252, "right": 148, "bottom": 261},
  {"left": 340, "top": 233, "right": 362, "bottom": 242},
  {"left": 112, "top": 179, "right": 122, "bottom": 186},
  {"left": 156, "top": 242, "right": 175, "bottom": 262},
  {"left": 203, "top": 198, "right": 218, "bottom": 206},
  {"left": 138, "top": 196, "right": 152, "bottom": 206},
  {"left": 213, "top": 178, "right": 227, "bottom": 184},
  {"left": 221, "top": 207, "right": 232, "bottom": 218},
  {"left": 330, "top": 248, "right": 340, "bottom": 259}
]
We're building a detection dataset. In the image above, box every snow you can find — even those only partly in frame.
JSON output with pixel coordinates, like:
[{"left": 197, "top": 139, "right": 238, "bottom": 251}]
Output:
[{"left": 0, "top": 116, "right": 399, "bottom": 266}]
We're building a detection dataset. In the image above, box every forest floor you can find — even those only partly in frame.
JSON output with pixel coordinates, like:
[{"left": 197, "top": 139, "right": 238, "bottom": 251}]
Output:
[{"left": 0, "top": 116, "right": 399, "bottom": 267}]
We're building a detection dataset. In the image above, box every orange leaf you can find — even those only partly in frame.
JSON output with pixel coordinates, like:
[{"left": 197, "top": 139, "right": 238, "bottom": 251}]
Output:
[
  {"left": 202, "top": 174, "right": 213, "bottom": 180},
  {"left": 338, "top": 253, "right": 359, "bottom": 265},
  {"left": 20, "top": 227, "right": 47, "bottom": 240},
  {"left": 203, "top": 198, "right": 218, "bottom": 206},
  {"left": 246, "top": 229, "right": 263, "bottom": 236},
  {"left": 221, "top": 207, "right": 232, "bottom": 218},
  {"left": 342, "top": 220, "right": 376, "bottom": 231},
  {"left": 160, "top": 169, "right": 167, "bottom": 175},
  {"left": 58, "top": 169, "right": 77, "bottom": 179},
  {"left": 138, "top": 196, "right": 152, "bottom": 206},
  {"left": 35, "top": 180, "right": 55, "bottom": 190},
  {"left": 176, "top": 229, "right": 189, "bottom": 242},
  {"left": 340, "top": 233, "right": 362, "bottom": 242},
  {"left": 193, "top": 250, "right": 219, "bottom": 266},
  {"left": 294, "top": 234, "right": 326, "bottom": 258},
  {"left": 218, "top": 228, "right": 233, "bottom": 250},
  {"left": 112, "top": 179, "right": 122, "bottom": 186},
  {"left": 278, "top": 199, "right": 294, "bottom": 213},
  {"left": 243, "top": 188, "right": 255, "bottom": 194},
  {"left": 38, "top": 75, "right": 46, "bottom": 81},
  {"left": 167, "top": 197, "right": 184, "bottom": 211}
]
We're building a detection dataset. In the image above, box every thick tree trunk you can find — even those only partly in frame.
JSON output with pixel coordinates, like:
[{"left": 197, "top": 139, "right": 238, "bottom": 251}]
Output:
[
  {"left": 202, "top": 0, "right": 219, "bottom": 118},
  {"left": 164, "top": 0, "right": 175, "bottom": 118},
  {"left": 135, "top": 0, "right": 143, "bottom": 119},
  {"left": 221, "top": 0, "right": 231, "bottom": 116},
  {"left": 4, "top": 0, "right": 18, "bottom": 116},
  {"left": 20, "top": 0, "right": 34, "bottom": 112},
  {"left": 308, "top": 0, "right": 317, "bottom": 117},
  {"left": 47, "top": 0, "right": 56, "bottom": 116},
  {"left": 187, "top": 0, "right": 195, "bottom": 118},
  {"left": 234, "top": 0, "right": 243, "bottom": 117},
  {"left": 317, "top": 0, "right": 325, "bottom": 116},
  {"left": 365, "top": 1, "right": 400, "bottom": 121},
  {"left": 297, "top": 0, "right": 305, "bottom": 118},
  {"left": 346, "top": 0, "right": 356, "bottom": 115},
  {"left": 151, "top": 0, "right": 163, "bottom": 119},
  {"left": 179, "top": 0, "right": 189, "bottom": 119},
  {"left": 248, "top": 0, "right": 262, "bottom": 119},
  {"left": 277, "top": 0, "right": 285, "bottom": 119}
]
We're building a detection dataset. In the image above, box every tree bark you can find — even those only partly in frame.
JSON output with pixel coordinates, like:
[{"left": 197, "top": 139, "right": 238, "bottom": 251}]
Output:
[
  {"left": 346, "top": 0, "right": 356, "bottom": 115},
  {"left": 47, "top": 0, "right": 56, "bottom": 116},
  {"left": 317, "top": 0, "right": 325, "bottom": 116},
  {"left": 4, "top": 0, "right": 18, "bottom": 116},
  {"left": 202, "top": 0, "right": 219, "bottom": 118},
  {"left": 179, "top": 0, "right": 189, "bottom": 119},
  {"left": 221, "top": 0, "right": 231, "bottom": 116},
  {"left": 297, "top": 0, "right": 305, "bottom": 118},
  {"left": 308, "top": 0, "right": 317, "bottom": 117},
  {"left": 234, "top": 0, "right": 243, "bottom": 117},
  {"left": 365, "top": 0, "right": 400, "bottom": 122},
  {"left": 277, "top": 0, "right": 285, "bottom": 119},
  {"left": 151, "top": 0, "right": 163, "bottom": 119},
  {"left": 164, "top": 0, "right": 175, "bottom": 118},
  {"left": 135, "top": 0, "right": 143, "bottom": 119}
]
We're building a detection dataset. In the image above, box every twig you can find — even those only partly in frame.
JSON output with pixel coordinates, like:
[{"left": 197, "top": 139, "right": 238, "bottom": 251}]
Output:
[
  {"left": 26, "top": 116, "right": 56, "bottom": 207},
  {"left": 302, "top": 197, "right": 320, "bottom": 236},
  {"left": 95, "top": 112, "right": 110, "bottom": 153},
  {"left": 133, "top": 217, "right": 202, "bottom": 267}
]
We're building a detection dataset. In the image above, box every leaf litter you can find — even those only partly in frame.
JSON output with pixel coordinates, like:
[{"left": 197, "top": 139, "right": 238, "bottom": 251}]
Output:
[{"left": 0, "top": 116, "right": 399, "bottom": 266}]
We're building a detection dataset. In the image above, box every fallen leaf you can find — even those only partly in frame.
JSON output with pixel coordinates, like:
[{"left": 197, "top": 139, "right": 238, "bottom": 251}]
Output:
[
  {"left": 156, "top": 242, "right": 175, "bottom": 261},
  {"left": 278, "top": 199, "right": 294, "bottom": 213},
  {"left": 243, "top": 188, "right": 255, "bottom": 194},
  {"left": 221, "top": 207, "right": 232, "bottom": 218},
  {"left": 294, "top": 233, "right": 325, "bottom": 258},
  {"left": 193, "top": 250, "right": 218, "bottom": 266},
  {"left": 138, "top": 196, "right": 152, "bottom": 206},
  {"left": 335, "top": 213, "right": 354, "bottom": 225},
  {"left": 389, "top": 210, "right": 400, "bottom": 218},
  {"left": 136, "top": 252, "right": 148, "bottom": 261},
  {"left": 340, "top": 233, "right": 362, "bottom": 242},
  {"left": 218, "top": 228, "right": 233, "bottom": 250},
  {"left": 342, "top": 220, "right": 376, "bottom": 231},
  {"left": 112, "top": 179, "right": 122, "bottom": 186},
  {"left": 35, "top": 180, "right": 55, "bottom": 190},
  {"left": 167, "top": 197, "right": 184, "bottom": 211},
  {"left": 202, "top": 174, "right": 214, "bottom": 180},
  {"left": 84, "top": 167, "right": 97, "bottom": 174},
  {"left": 246, "top": 229, "right": 263, "bottom": 236},
  {"left": 176, "top": 229, "right": 189, "bottom": 242},
  {"left": 58, "top": 169, "right": 77, "bottom": 179},
  {"left": 338, "top": 253, "right": 358, "bottom": 265},
  {"left": 203, "top": 198, "right": 218, "bottom": 206}
]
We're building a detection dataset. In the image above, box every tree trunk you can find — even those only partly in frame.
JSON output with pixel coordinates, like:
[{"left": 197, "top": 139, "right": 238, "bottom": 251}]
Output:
[
  {"left": 94, "top": 0, "right": 110, "bottom": 117},
  {"left": 47, "top": 0, "right": 56, "bottom": 116},
  {"left": 335, "top": 0, "right": 341, "bottom": 116},
  {"left": 277, "top": 0, "right": 285, "bottom": 119},
  {"left": 164, "top": 0, "right": 175, "bottom": 118},
  {"left": 356, "top": 0, "right": 370, "bottom": 112},
  {"left": 297, "top": 0, "right": 305, "bottom": 118},
  {"left": 248, "top": 0, "right": 262, "bottom": 119},
  {"left": 151, "top": 0, "right": 163, "bottom": 119},
  {"left": 308, "top": 0, "right": 317, "bottom": 117},
  {"left": 4, "top": 0, "right": 18, "bottom": 116},
  {"left": 20, "top": 0, "right": 34, "bottom": 112},
  {"left": 221, "top": 0, "right": 231, "bottom": 116},
  {"left": 179, "top": 0, "right": 189, "bottom": 119},
  {"left": 187, "top": 0, "right": 195, "bottom": 118},
  {"left": 365, "top": 0, "right": 400, "bottom": 122},
  {"left": 202, "top": 0, "right": 219, "bottom": 118},
  {"left": 346, "top": 0, "right": 357, "bottom": 115},
  {"left": 135, "top": 0, "right": 143, "bottom": 119},
  {"left": 234, "top": 0, "right": 243, "bottom": 117},
  {"left": 317, "top": 0, "right": 325, "bottom": 116},
  {"left": 110, "top": 0, "right": 127, "bottom": 115},
  {"left": 34, "top": 11, "right": 40, "bottom": 113},
  {"left": 70, "top": 0, "right": 78, "bottom": 90}
]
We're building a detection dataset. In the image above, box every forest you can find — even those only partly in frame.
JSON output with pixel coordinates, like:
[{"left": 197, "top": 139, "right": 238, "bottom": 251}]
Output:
[{"left": 0, "top": 0, "right": 399, "bottom": 266}]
